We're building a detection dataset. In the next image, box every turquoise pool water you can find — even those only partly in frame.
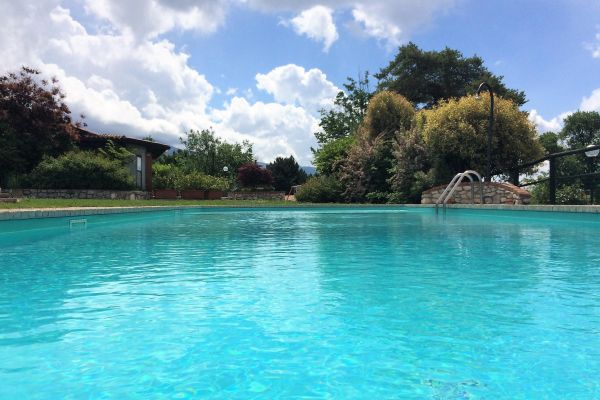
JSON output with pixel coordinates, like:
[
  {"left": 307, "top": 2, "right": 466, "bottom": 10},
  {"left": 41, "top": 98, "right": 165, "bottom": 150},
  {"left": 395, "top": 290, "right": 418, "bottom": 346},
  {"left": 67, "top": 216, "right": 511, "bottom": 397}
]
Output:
[{"left": 1, "top": 207, "right": 599, "bottom": 399}]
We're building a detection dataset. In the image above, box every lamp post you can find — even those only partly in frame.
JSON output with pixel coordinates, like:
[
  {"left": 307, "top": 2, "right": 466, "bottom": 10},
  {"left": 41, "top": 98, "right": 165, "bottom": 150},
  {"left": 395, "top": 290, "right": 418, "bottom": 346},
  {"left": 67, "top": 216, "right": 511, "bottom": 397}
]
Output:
[
  {"left": 477, "top": 82, "right": 494, "bottom": 182},
  {"left": 585, "top": 145, "right": 599, "bottom": 204}
]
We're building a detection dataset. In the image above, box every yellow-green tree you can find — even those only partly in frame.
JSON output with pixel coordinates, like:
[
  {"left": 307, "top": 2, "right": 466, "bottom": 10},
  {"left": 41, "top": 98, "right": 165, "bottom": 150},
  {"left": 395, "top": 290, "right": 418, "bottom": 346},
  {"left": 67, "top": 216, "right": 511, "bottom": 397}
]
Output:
[{"left": 422, "top": 94, "right": 543, "bottom": 183}]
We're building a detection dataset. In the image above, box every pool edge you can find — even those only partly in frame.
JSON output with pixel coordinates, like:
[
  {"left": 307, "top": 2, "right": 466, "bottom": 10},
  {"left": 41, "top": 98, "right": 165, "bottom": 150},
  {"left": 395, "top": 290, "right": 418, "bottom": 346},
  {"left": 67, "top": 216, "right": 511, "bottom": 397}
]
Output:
[{"left": 1, "top": 203, "right": 600, "bottom": 220}]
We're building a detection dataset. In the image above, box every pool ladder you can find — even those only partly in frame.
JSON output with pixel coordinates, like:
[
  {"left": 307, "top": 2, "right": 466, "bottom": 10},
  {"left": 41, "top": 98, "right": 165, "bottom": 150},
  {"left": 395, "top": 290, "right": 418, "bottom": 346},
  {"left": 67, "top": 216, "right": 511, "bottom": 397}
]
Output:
[{"left": 435, "top": 170, "right": 484, "bottom": 215}]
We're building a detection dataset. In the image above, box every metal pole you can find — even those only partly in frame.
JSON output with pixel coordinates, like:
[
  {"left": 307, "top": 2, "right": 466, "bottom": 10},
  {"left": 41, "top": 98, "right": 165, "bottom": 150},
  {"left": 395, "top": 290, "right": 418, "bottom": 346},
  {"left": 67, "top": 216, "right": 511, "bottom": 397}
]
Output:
[
  {"left": 549, "top": 157, "right": 556, "bottom": 204},
  {"left": 477, "top": 82, "right": 494, "bottom": 182}
]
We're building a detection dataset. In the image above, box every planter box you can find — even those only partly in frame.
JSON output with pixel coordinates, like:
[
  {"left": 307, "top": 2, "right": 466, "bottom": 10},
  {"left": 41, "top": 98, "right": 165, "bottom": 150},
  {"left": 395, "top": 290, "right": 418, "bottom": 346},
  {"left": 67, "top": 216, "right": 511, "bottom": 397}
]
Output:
[
  {"left": 180, "top": 189, "right": 207, "bottom": 200},
  {"left": 153, "top": 189, "right": 178, "bottom": 199},
  {"left": 206, "top": 190, "right": 225, "bottom": 200}
]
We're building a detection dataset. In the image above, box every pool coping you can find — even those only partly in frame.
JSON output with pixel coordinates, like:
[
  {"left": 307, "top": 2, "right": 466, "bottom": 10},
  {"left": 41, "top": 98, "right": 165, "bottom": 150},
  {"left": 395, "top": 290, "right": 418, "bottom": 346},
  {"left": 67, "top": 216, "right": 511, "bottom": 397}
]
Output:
[{"left": 1, "top": 203, "right": 600, "bottom": 220}]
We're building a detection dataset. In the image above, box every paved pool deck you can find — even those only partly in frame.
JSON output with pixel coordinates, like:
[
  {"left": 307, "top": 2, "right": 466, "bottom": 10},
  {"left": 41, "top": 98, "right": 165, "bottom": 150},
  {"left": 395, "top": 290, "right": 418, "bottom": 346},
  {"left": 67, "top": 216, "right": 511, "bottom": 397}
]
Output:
[{"left": 1, "top": 203, "right": 600, "bottom": 221}]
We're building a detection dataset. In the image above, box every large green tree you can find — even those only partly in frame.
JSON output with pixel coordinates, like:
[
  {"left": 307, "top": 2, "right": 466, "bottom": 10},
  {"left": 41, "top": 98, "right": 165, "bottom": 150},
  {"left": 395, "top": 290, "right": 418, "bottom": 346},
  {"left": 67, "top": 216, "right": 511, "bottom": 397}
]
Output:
[
  {"left": 560, "top": 111, "right": 600, "bottom": 149},
  {"left": 266, "top": 156, "right": 307, "bottom": 192},
  {"left": 0, "top": 67, "right": 79, "bottom": 186},
  {"left": 375, "top": 42, "right": 527, "bottom": 109},
  {"left": 314, "top": 72, "right": 372, "bottom": 145}
]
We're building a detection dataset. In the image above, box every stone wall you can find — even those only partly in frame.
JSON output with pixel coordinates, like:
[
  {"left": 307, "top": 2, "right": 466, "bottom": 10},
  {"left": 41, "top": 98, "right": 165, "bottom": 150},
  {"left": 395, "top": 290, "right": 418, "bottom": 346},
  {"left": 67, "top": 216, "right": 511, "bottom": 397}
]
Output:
[
  {"left": 227, "top": 191, "right": 285, "bottom": 201},
  {"left": 13, "top": 188, "right": 149, "bottom": 200},
  {"left": 421, "top": 182, "right": 531, "bottom": 205}
]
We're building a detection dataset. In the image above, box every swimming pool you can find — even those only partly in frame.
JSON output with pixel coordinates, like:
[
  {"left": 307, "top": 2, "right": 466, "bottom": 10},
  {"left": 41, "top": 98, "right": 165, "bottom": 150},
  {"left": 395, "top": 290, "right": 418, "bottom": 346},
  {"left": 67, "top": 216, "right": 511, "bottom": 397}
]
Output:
[{"left": 1, "top": 207, "right": 599, "bottom": 398}]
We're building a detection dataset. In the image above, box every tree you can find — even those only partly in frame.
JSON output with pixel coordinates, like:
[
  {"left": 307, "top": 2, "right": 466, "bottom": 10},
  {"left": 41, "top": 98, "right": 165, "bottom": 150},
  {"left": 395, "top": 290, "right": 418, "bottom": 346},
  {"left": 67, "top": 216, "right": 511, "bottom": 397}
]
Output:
[
  {"left": 266, "top": 156, "right": 307, "bottom": 192},
  {"left": 237, "top": 163, "right": 273, "bottom": 188},
  {"left": 178, "top": 128, "right": 253, "bottom": 176},
  {"left": 313, "top": 136, "right": 355, "bottom": 176},
  {"left": 375, "top": 42, "right": 527, "bottom": 109},
  {"left": 0, "top": 67, "right": 79, "bottom": 185},
  {"left": 560, "top": 111, "right": 600, "bottom": 149},
  {"left": 314, "top": 72, "right": 372, "bottom": 145},
  {"left": 538, "top": 131, "right": 563, "bottom": 154},
  {"left": 422, "top": 94, "right": 543, "bottom": 183},
  {"left": 338, "top": 91, "right": 415, "bottom": 202}
]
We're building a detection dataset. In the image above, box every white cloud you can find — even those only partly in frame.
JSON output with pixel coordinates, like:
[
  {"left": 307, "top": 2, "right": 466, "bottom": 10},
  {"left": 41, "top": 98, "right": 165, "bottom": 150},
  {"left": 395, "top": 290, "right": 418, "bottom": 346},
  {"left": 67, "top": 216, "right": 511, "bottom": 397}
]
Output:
[
  {"left": 83, "top": 0, "right": 229, "bottom": 39},
  {"left": 528, "top": 110, "right": 565, "bottom": 133},
  {"left": 580, "top": 88, "right": 600, "bottom": 112},
  {"left": 212, "top": 97, "right": 318, "bottom": 163},
  {"left": 84, "top": 0, "right": 456, "bottom": 49},
  {"left": 255, "top": 64, "right": 339, "bottom": 112},
  {"left": 289, "top": 6, "right": 338, "bottom": 52},
  {"left": 586, "top": 30, "right": 600, "bottom": 58}
]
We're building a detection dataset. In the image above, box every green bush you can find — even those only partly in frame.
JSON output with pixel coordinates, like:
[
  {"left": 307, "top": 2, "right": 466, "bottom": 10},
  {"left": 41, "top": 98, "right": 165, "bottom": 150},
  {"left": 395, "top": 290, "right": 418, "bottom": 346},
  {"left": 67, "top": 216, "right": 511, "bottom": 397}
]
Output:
[
  {"left": 26, "top": 151, "right": 134, "bottom": 190},
  {"left": 295, "top": 175, "right": 343, "bottom": 203},
  {"left": 153, "top": 163, "right": 229, "bottom": 191},
  {"left": 179, "top": 172, "right": 229, "bottom": 190},
  {"left": 153, "top": 163, "right": 183, "bottom": 190}
]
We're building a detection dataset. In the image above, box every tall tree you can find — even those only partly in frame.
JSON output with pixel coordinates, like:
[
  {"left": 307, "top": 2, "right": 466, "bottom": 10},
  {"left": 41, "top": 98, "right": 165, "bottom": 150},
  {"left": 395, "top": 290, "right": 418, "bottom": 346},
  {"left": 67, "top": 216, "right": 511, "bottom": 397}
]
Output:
[
  {"left": 375, "top": 42, "right": 526, "bottom": 109},
  {"left": 266, "top": 156, "right": 307, "bottom": 192},
  {"left": 314, "top": 72, "right": 373, "bottom": 145},
  {"left": 0, "top": 67, "right": 79, "bottom": 185},
  {"left": 178, "top": 128, "right": 253, "bottom": 176},
  {"left": 560, "top": 111, "right": 600, "bottom": 149}
]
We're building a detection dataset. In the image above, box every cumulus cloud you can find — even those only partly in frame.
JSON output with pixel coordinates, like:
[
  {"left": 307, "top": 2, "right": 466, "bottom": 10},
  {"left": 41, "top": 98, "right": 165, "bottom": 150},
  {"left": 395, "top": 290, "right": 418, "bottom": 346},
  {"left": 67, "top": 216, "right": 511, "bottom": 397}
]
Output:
[
  {"left": 580, "top": 88, "right": 600, "bottom": 112},
  {"left": 255, "top": 64, "right": 339, "bottom": 112},
  {"left": 528, "top": 109, "right": 566, "bottom": 133},
  {"left": 289, "top": 6, "right": 338, "bottom": 52},
  {"left": 83, "top": 0, "right": 229, "bottom": 39},
  {"left": 82, "top": 0, "right": 458, "bottom": 49},
  {"left": 211, "top": 97, "right": 319, "bottom": 163}
]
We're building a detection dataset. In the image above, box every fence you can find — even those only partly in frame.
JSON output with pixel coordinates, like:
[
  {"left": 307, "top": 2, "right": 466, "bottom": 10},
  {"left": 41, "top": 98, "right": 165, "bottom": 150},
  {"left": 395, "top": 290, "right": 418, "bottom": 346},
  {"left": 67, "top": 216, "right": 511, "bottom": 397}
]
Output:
[{"left": 509, "top": 144, "right": 600, "bottom": 204}]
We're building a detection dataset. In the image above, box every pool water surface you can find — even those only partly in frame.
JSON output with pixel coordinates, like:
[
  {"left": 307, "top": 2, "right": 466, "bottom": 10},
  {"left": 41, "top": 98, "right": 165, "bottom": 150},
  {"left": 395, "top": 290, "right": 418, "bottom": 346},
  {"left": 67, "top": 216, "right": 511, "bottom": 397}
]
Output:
[{"left": 0, "top": 207, "right": 599, "bottom": 398}]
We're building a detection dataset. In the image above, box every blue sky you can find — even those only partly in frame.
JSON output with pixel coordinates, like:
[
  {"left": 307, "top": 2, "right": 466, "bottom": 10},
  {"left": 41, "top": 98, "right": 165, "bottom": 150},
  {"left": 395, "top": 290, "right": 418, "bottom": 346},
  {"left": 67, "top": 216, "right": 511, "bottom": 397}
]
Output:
[{"left": 1, "top": 0, "right": 599, "bottom": 164}]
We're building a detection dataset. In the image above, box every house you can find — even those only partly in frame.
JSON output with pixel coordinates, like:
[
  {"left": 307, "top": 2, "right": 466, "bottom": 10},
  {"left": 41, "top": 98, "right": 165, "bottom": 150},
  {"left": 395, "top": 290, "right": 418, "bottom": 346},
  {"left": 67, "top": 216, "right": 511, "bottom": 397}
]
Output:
[{"left": 77, "top": 128, "right": 170, "bottom": 191}]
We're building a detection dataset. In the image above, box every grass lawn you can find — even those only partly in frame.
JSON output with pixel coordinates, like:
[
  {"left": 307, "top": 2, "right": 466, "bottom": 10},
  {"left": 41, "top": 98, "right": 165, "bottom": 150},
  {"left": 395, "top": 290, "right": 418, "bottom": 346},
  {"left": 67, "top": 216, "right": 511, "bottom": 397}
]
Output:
[{"left": 0, "top": 199, "right": 301, "bottom": 209}]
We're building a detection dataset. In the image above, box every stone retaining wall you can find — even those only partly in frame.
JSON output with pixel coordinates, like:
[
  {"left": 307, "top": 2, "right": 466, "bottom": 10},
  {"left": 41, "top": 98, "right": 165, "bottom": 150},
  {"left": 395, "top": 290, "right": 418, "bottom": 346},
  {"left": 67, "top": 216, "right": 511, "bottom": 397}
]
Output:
[
  {"left": 227, "top": 191, "right": 285, "bottom": 201},
  {"left": 421, "top": 182, "right": 531, "bottom": 205},
  {"left": 13, "top": 188, "right": 149, "bottom": 200}
]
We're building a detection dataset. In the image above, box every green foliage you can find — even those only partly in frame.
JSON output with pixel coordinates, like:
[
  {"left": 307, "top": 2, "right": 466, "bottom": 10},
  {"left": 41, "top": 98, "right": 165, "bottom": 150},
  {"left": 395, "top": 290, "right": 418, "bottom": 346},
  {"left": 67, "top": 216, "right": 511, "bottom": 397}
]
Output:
[
  {"left": 98, "top": 140, "right": 135, "bottom": 165},
  {"left": 389, "top": 129, "right": 432, "bottom": 203},
  {"left": 152, "top": 163, "right": 184, "bottom": 190},
  {"left": 422, "top": 94, "right": 543, "bottom": 183},
  {"left": 560, "top": 111, "right": 600, "bottom": 149},
  {"left": 315, "top": 72, "right": 372, "bottom": 145},
  {"left": 0, "top": 67, "right": 79, "bottom": 186},
  {"left": 375, "top": 42, "right": 527, "bottom": 108},
  {"left": 152, "top": 164, "right": 229, "bottom": 191},
  {"left": 556, "top": 183, "right": 587, "bottom": 205},
  {"left": 538, "top": 131, "right": 564, "bottom": 154},
  {"left": 295, "top": 175, "right": 343, "bottom": 203},
  {"left": 266, "top": 156, "right": 307, "bottom": 192},
  {"left": 338, "top": 135, "right": 394, "bottom": 202},
  {"left": 178, "top": 128, "right": 253, "bottom": 176},
  {"left": 313, "top": 136, "right": 355, "bottom": 176},
  {"left": 361, "top": 91, "right": 414, "bottom": 141},
  {"left": 179, "top": 172, "right": 229, "bottom": 191},
  {"left": 26, "top": 151, "right": 134, "bottom": 190}
]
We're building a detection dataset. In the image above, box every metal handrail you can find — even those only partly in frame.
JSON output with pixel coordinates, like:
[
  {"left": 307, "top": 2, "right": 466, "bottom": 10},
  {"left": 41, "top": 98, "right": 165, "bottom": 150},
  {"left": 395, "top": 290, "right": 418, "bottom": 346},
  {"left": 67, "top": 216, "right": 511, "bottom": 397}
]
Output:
[{"left": 435, "top": 170, "right": 484, "bottom": 214}]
